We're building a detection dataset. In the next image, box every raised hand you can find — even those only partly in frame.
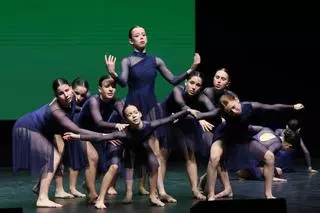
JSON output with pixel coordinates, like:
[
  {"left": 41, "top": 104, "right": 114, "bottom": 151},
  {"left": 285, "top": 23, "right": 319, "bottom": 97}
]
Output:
[
  {"left": 189, "top": 53, "right": 201, "bottom": 73},
  {"left": 104, "top": 55, "right": 117, "bottom": 77}
]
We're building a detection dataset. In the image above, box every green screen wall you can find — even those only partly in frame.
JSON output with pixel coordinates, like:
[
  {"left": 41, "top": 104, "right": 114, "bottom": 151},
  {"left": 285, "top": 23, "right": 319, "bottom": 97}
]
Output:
[{"left": 0, "top": 0, "right": 194, "bottom": 119}]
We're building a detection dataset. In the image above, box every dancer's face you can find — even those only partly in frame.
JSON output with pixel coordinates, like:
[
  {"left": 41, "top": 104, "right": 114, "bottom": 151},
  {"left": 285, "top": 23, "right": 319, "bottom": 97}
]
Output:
[
  {"left": 124, "top": 105, "right": 142, "bottom": 126},
  {"left": 73, "top": 85, "right": 88, "bottom": 104},
  {"left": 185, "top": 76, "right": 202, "bottom": 96},
  {"left": 99, "top": 79, "right": 116, "bottom": 100},
  {"left": 129, "top": 27, "right": 148, "bottom": 51},
  {"left": 223, "top": 99, "right": 242, "bottom": 116},
  {"left": 213, "top": 70, "right": 229, "bottom": 91},
  {"left": 56, "top": 84, "right": 73, "bottom": 106}
]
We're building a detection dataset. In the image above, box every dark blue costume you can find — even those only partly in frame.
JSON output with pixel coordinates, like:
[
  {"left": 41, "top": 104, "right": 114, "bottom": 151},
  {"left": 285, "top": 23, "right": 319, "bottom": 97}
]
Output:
[{"left": 12, "top": 98, "right": 103, "bottom": 177}]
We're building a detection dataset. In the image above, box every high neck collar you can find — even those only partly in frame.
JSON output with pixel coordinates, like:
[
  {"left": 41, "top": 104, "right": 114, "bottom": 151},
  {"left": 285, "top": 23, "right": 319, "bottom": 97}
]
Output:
[{"left": 132, "top": 50, "right": 147, "bottom": 57}]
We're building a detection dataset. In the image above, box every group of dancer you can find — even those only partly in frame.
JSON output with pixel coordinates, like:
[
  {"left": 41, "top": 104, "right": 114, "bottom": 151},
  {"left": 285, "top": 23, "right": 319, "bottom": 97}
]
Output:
[{"left": 12, "top": 25, "right": 316, "bottom": 209}]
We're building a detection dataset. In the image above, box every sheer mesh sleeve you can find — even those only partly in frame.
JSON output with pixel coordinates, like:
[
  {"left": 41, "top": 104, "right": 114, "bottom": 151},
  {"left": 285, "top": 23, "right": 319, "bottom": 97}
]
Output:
[
  {"left": 51, "top": 108, "right": 104, "bottom": 138},
  {"left": 251, "top": 102, "right": 294, "bottom": 113},
  {"left": 173, "top": 86, "right": 189, "bottom": 110},
  {"left": 89, "top": 98, "right": 117, "bottom": 129},
  {"left": 80, "top": 131, "right": 127, "bottom": 141},
  {"left": 299, "top": 138, "right": 312, "bottom": 167},
  {"left": 150, "top": 109, "right": 189, "bottom": 129},
  {"left": 202, "top": 87, "right": 213, "bottom": 100},
  {"left": 156, "top": 57, "right": 189, "bottom": 85},
  {"left": 113, "top": 100, "right": 125, "bottom": 119},
  {"left": 113, "top": 58, "right": 130, "bottom": 87},
  {"left": 195, "top": 94, "right": 220, "bottom": 120}
]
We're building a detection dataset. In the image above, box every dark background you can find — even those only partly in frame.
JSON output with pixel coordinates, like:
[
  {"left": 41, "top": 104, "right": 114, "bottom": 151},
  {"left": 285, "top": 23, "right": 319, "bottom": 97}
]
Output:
[
  {"left": 1, "top": 2, "right": 319, "bottom": 167},
  {"left": 195, "top": 2, "right": 319, "bottom": 160}
]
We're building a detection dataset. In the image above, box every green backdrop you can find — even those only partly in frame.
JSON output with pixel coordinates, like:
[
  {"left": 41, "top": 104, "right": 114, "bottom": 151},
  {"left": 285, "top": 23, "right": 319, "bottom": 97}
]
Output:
[{"left": 0, "top": 0, "right": 194, "bottom": 119}]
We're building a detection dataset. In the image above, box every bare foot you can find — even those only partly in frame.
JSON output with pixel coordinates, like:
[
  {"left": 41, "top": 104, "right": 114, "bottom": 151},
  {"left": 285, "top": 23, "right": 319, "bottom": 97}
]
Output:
[
  {"left": 55, "top": 191, "right": 75, "bottom": 199},
  {"left": 159, "top": 193, "right": 177, "bottom": 203},
  {"left": 192, "top": 190, "right": 206, "bottom": 200},
  {"left": 265, "top": 194, "right": 276, "bottom": 199},
  {"left": 139, "top": 187, "right": 149, "bottom": 195},
  {"left": 207, "top": 194, "right": 215, "bottom": 201},
  {"left": 70, "top": 188, "right": 86, "bottom": 198},
  {"left": 107, "top": 187, "right": 118, "bottom": 195},
  {"left": 94, "top": 200, "right": 107, "bottom": 209},
  {"left": 122, "top": 192, "right": 133, "bottom": 204},
  {"left": 214, "top": 189, "right": 233, "bottom": 199},
  {"left": 36, "top": 198, "right": 62, "bottom": 208},
  {"left": 149, "top": 194, "right": 165, "bottom": 207},
  {"left": 273, "top": 177, "right": 287, "bottom": 183}
]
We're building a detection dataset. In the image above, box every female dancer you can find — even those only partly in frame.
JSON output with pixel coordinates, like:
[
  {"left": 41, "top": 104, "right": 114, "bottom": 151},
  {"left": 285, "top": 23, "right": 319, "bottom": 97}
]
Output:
[
  {"left": 74, "top": 75, "right": 128, "bottom": 203},
  {"left": 63, "top": 104, "right": 192, "bottom": 208},
  {"left": 104, "top": 25, "right": 200, "bottom": 202},
  {"left": 160, "top": 71, "right": 219, "bottom": 200},
  {"left": 12, "top": 78, "right": 117, "bottom": 208},
  {"left": 206, "top": 91, "right": 304, "bottom": 200}
]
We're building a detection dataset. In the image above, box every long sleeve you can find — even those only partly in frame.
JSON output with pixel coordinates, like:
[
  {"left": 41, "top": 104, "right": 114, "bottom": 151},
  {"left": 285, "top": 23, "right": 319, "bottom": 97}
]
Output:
[
  {"left": 195, "top": 94, "right": 220, "bottom": 120},
  {"left": 89, "top": 98, "right": 117, "bottom": 129},
  {"left": 150, "top": 109, "right": 189, "bottom": 129},
  {"left": 51, "top": 108, "right": 104, "bottom": 138},
  {"left": 299, "top": 138, "right": 312, "bottom": 167},
  {"left": 173, "top": 86, "right": 189, "bottom": 110},
  {"left": 80, "top": 131, "right": 127, "bottom": 141},
  {"left": 112, "top": 58, "right": 130, "bottom": 87},
  {"left": 156, "top": 57, "right": 189, "bottom": 85},
  {"left": 251, "top": 102, "right": 294, "bottom": 113},
  {"left": 113, "top": 100, "right": 125, "bottom": 119}
]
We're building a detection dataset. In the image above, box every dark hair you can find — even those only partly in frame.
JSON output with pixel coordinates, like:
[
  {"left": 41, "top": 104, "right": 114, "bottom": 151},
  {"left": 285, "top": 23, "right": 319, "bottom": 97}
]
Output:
[
  {"left": 214, "top": 67, "right": 231, "bottom": 87},
  {"left": 122, "top": 104, "right": 139, "bottom": 120},
  {"left": 283, "top": 128, "right": 300, "bottom": 147},
  {"left": 187, "top": 71, "right": 203, "bottom": 81},
  {"left": 72, "top": 77, "right": 89, "bottom": 90},
  {"left": 219, "top": 90, "right": 239, "bottom": 109},
  {"left": 128, "top": 25, "right": 144, "bottom": 39},
  {"left": 98, "top": 75, "right": 116, "bottom": 87},
  {"left": 287, "top": 119, "right": 300, "bottom": 132},
  {"left": 52, "top": 78, "right": 69, "bottom": 93},
  {"left": 215, "top": 67, "right": 230, "bottom": 77}
]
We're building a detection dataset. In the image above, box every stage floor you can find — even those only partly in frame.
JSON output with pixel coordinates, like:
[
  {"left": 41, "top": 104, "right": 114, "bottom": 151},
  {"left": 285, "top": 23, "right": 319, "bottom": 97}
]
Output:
[{"left": 1, "top": 159, "right": 320, "bottom": 213}]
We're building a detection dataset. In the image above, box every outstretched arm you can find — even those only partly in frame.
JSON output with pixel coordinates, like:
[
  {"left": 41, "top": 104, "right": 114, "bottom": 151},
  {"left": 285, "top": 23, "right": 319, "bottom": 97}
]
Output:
[
  {"left": 63, "top": 130, "right": 127, "bottom": 142},
  {"left": 251, "top": 102, "right": 304, "bottom": 113},
  {"left": 195, "top": 94, "right": 220, "bottom": 120},
  {"left": 52, "top": 108, "right": 105, "bottom": 139},
  {"left": 150, "top": 109, "right": 190, "bottom": 129},
  {"left": 299, "top": 138, "right": 317, "bottom": 172},
  {"left": 156, "top": 53, "right": 200, "bottom": 85},
  {"left": 89, "top": 97, "right": 118, "bottom": 129},
  {"left": 104, "top": 55, "right": 130, "bottom": 87}
]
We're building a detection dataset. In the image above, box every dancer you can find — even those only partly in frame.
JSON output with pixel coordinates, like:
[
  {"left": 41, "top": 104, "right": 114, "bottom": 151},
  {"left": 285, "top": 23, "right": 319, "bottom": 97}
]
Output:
[
  {"left": 104, "top": 25, "right": 200, "bottom": 202},
  {"left": 63, "top": 104, "right": 192, "bottom": 208},
  {"left": 12, "top": 78, "right": 117, "bottom": 208}
]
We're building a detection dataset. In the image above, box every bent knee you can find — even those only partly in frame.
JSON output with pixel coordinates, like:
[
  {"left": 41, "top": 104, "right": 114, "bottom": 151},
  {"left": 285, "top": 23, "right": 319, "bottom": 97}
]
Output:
[{"left": 264, "top": 151, "right": 274, "bottom": 164}]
